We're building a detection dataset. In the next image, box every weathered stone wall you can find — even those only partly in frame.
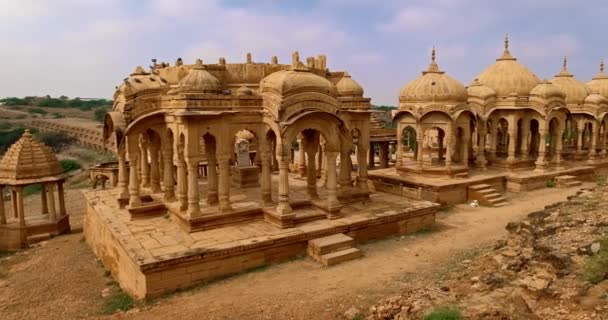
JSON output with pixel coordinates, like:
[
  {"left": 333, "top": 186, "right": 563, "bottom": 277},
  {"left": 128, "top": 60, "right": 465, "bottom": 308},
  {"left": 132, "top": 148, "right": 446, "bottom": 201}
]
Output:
[{"left": 29, "top": 120, "right": 115, "bottom": 152}]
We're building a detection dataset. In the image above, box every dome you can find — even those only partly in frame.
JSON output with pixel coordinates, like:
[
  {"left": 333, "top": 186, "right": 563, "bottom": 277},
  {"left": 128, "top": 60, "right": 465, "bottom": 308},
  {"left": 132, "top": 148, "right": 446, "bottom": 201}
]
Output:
[
  {"left": 122, "top": 66, "right": 167, "bottom": 96},
  {"left": 236, "top": 86, "right": 253, "bottom": 96},
  {"left": 476, "top": 35, "right": 540, "bottom": 97},
  {"left": 260, "top": 62, "right": 337, "bottom": 96},
  {"left": 399, "top": 48, "right": 467, "bottom": 103},
  {"left": 467, "top": 78, "right": 496, "bottom": 100},
  {"left": 336, "top": 72, "right": 364, "bottom": 97},
  {"left": 585, "top": 90, "right": 608, "bottom": 105},
  {"left": 0, "top": 130, "right": 63, "bottom": 182},
  {"left": 550, "top": 57, "right": 589, "bottom": 104},
  {"left": 586, "top": 59, "right": 608, "bottom": 98},
  {"left": 172, "top": 59, "right": 222, "bottom": 94},
  {"left": 530, "top": 80, "right": 565, "bottom": 100}
]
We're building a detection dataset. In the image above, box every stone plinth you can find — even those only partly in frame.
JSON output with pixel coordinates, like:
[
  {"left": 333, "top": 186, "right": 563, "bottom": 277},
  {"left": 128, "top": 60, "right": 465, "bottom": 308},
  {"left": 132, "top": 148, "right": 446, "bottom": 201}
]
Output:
[{"left": 231, "top": 166, "right": 260, "bottom": 188}]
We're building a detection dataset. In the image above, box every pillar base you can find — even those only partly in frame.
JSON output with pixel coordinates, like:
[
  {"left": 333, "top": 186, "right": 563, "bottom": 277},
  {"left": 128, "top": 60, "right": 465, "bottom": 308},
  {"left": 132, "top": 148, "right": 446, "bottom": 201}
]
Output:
[
  {"left": 263, "top": 207, "right": 295, "bottom": 228},
  {"left": 163, "top": 191, "right": 175, "bottom": 202}
]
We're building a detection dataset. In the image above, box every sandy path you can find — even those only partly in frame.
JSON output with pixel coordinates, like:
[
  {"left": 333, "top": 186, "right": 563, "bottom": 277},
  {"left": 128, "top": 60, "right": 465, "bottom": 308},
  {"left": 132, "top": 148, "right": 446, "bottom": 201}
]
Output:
[{"left": 104, "top": 185, "right": 586, "bottom": 320}]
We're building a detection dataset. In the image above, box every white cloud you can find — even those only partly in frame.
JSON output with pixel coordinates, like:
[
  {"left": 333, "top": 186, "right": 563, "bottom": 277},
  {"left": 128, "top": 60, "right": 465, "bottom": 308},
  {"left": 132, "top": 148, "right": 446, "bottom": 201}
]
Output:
[{"left": 378, "top": 7, "right": 445, "bottom": 32}]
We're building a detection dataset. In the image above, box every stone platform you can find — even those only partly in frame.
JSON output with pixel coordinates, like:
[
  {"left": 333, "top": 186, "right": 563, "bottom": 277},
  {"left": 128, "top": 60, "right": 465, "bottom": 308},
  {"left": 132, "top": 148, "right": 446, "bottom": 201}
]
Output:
[
  {"left": 83, "top": 178, "right": 438, "bottom": 299},
  {"left": 369, "top": 160, "right": 600, "bottom": 206}
]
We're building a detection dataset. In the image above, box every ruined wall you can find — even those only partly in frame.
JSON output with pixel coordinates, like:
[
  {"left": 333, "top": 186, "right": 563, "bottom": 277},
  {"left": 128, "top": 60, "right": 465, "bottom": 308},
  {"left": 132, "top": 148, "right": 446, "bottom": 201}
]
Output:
[{"left": 29, "top": 120, "right": 116, "bottom": 152}]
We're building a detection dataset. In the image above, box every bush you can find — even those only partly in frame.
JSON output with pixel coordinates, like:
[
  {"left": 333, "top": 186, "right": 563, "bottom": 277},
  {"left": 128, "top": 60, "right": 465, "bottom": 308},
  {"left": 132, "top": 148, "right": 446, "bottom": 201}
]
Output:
[
  {"left": 52, "top": 112, "right": 65, "bottom": 119},
  {"left": 36, "top": 131, "right": 74, "bottom": 152},
  {"left": 423, "top": 306, "right": 463, "bottom": 320},
  {"left": 597, "top": 176, "right": 608, "bottom": 187},
  {"left": 60, "top": 159, "right": 81, "bottom": 173},
  {"left": 581, "top": 237, "right": 608, "bottom": 284},
  {"left": 0, "top": 127, "right": 25, "bottom": 153},
  {"left": 29, "top": 107, "right": 47, "bottom": 115},
  {"left": 15, "top": 114, "right": 27, "bottom": 119},
  {"left": 94, "top": 107, "right": 108, "bottom": 122},
  {"left": 102, "top": 290, "right": 134, "bottom": 314},
  {"left": 546, "top": 178, "right": 556, "bottom": 188},
  {"left": 23, "top": 184, "right": 42, "bottom": 196}
]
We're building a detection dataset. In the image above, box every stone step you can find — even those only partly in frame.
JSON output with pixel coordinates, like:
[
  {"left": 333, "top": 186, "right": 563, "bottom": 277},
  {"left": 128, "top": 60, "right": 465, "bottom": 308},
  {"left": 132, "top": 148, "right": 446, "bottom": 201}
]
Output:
[
  {"left": 488, "top": 196, "right": 506, "bottom": 204},
  {"left": 469, "top": 184, "right": 491, "bottom": 191},
  {"left": 319, "top": 247, "right": 362, "bottom": 266},
  {"left": 454, "top": 172, "right": 469, "bottom": 178},
  {"left": 308, "top": 233, "right": 355, "bottom": 256},
  {"left": 478, "top": 188, "right": 495, "bottom": 195},
  {"left": 493, "top": 201, "right": 509, "bottom": 207},
  {"left": 555, "top": 175, "right": 576, "bottom": 181},
  {"left": 27, "top": 233, "right": 51, "bottom": 245},
  {"left": 564, "top": 181, "right": 582, "bottom": 187},
  {"left": 485, "top": 193, "right": 502, "bottom": 200}
]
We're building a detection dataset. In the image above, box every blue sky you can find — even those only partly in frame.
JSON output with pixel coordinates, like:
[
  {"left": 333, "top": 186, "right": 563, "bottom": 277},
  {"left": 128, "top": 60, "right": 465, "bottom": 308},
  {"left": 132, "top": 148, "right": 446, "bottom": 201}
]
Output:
[{"left": 1, "top": 0, "right": 607, "bottom": 105}]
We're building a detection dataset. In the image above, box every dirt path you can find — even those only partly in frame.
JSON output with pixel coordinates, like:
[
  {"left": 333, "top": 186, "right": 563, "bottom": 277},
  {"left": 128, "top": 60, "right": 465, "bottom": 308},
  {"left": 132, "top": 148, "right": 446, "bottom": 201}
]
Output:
[{"left": 0, "top": 186, "right": 588, "bottom": 320}]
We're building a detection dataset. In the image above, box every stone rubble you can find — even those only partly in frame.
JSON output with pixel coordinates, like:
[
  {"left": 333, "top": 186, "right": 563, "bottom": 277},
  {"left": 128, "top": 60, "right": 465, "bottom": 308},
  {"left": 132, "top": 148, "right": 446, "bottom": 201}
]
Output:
[{"left": 365, "top": 187, "right": 608, "bottom": 320}]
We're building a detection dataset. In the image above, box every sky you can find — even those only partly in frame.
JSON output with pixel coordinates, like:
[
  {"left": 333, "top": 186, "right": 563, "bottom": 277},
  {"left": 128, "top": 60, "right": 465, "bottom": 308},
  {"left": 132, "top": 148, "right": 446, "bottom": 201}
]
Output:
[{"left": 1, "top": 0, "right": 607, "bottom": 106}]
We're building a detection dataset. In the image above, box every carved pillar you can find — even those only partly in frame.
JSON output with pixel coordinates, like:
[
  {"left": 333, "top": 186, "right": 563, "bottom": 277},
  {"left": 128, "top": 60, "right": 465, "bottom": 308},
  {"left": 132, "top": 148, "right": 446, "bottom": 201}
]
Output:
[
  {"left": 11, "top": 189, "right": 17, "bottom": 218},
  {"left": 339, "top": 148, "right": 351, "bottom": 189},
  {"left": 554, "top": 128, "right": 565, "bottom": 168},
  {"left": 0, "top": 186, "right": 6, "bottom": 225},
  {"left": 476, "top": 124, "right": 487, "bottom": 170},
  {"left": 379, "top": 142, "right": 389, "bottom": 168},
  {"left": 396, "top": 126, "right": 403, "bottom": 168},
  {"left": 218, "top": 153, "right": 232, "bottom": 212},
  {"left": 357, "top": 142, "right": 369, "bottom": 192},
  {"left": 325, "top": 151, "right": 341, "bottom": 219},
  {"left": 117, "top": 148, "right": 129, "bottom": 200},
  {"left": 57, "top": 181, "right": 66, "bottom": 216},
  {"left": 320, "top": 141, "right": 327, "bottom": 186},
  {"left": 162, "top": 147, "right": 175, "bottom": 201},
  {"left": 47, "top": 183, "right": 57, "bottom": 222},
  {"left": 416, "top": 125, "right": 424, "bottom": 169},
  {"left": 206, "top": 151, "right": 218, "bottom": 205},
  {"left": 507, "top": 127, "right": 517, "bottom": 163},
  {"left": 128, "top": 136, "right": 141, "bottom": 207},
  {"left": 140, "top": 137, "right": 150, "bottom": 188},
  {"left": 368, "top": 142, "right": 375, "bottom": 169},
  {"left": 41, "top": 183, "right": 48, "bottom": 215},
  {"left": 535, "top": 126, "right": 548, "bottom": 172},
  {"left": 317, "top": 143, "right": 323, "bottom": 177},
  {"left": 176, "top": 157, "right": 187, "bottom": 211},
  {"left": 589, "top": 122, "right": 598, "bottom": 162},
  {"left": 16, "top": 187, "right": 25, "bottom": 227},
  {"left": 520, "top": 121, "right": 530, "bottom": 160},
  {"left": 298, "top": 137, "right": 306, "bottom": 177},
  {"left": 304, "top": 136, "right": 319, "bottom": 199},
  {"left": 462, "top": 128, "right": 470, "bottom": 168},
  {"left": 186, "top": 158, "right": 201, "bottom": 218},
  {"left": 260, "top": 150, "right": 272, "bottom": 206},
  {"left": 576, "top": 120, "right": 584, "bottom": 156},
  {"left": 445, "top": 125, "right": 453, "bottom": 170},
  {"left": 149, "top": 144, "right": 162, "bottom": 193},
  {"left": 276, "top": 154, "right": 292, "bottom": 216},
  {"left": 602, "top": 129, "right": 608, "bottom": 158},
  {"left": 489, "top": 124, "right": 498, "bottom": 162}
]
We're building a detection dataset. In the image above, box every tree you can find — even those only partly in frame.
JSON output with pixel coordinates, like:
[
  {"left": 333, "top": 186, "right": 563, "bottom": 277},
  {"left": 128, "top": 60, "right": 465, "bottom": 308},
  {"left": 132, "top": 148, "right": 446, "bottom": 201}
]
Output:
[{"left": 94, "top": 107, "right": 108, "bottom": 122}]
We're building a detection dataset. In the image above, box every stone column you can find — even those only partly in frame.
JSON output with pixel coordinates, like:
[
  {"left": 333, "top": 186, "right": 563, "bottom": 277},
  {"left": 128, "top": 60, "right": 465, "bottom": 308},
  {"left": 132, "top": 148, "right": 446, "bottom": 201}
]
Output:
[
  {"left": 117, "top": 149, "right": 129, "bottom": 200},
  {"left": 602, "top": 130, "right": 608, "bottom": 158},
  {"left": 272, "top": 141, "right": 279, "bottom": 172},
  {"left": 317, "top": 143, "right": 323, "bottom": 177},
  {"left": 305, "top": 142, "right": 319, "bottom": 199},
  {"left": 176, "top": 157, "right": 187, "bottom": 211},
  {"left": 476, "top": 125, "right": 487, "bottom": 170},
  {"left": 0, "top": 186, "right": 6, "bottom": 225},
  {"left": 217, "top": 154, "right": 232, "bottom": 212},
  {"left": 589, "top": 122, "right": 598, "bottom": 162},
  {"left": 162, "top": 147, "right": 175, "bottom": 201},
  {"left": 339, "top": 148, "right": 351, "bottom": 189},
  {"left": 57, "top": 181, "right": 66, "bottom": 216},
  {"left": 207, "top": 151, "right": 219, "bottom": 205},
  {"left": 41, "top": 183, "right": 48, "bottom": 215},
  {"left": 368, "top": 142, "right": 375, "bottom": 169},
  {"left": 186, "top": 158, "right": 201, "bottom": 218},
  {"left": 325, "top": 151, "right": 341, "bottom": 219},
  {"left": 149, "top": 145, "right": 162, "bottom": 193},
  {"left": 462, "top": 129, "right": 470, "bottom": 168},
  {"left": 576, "top": 121, "right": 584, "bottom": 157},
  {"left": 357, "top": 142, "right": 369, "bottom": 192},
  {"left": 128, "top": 138, "right": 141, "bottom": 207},
  {"left": 507, "top": 127, "right": 517, "bottom": 163},
  {"left": 298, "top": 137, "right": 306, "bottom": 177},
  {"left": 320, "top": 142, "right": 327, "bottom": 186},
  {"left": 554, "top": 128, "right": 565, "bottom": 169},
  {"left": 16, "top": 187, "right": 25, "bottom": 227},
  {"left": 260, "top": 150, "right": 272, "bottom": 206},
  {"left": 276, "top": 155, "right": 292, "bottom": 216},
  {"left": 489, "top": 125, "right": 498, "bottom": 162},
  {"left": 396, "top": 127, "right": 403, "bottom": 168},
  {"left": 11, "top": 189, "right": 17, "bottom": 218},
  {"left": 535, "top": 127, "right": 548, "bottom": 172},
  {"left": 520, "top": 122, "right": 530, "bottom": 160},
  {"left": 140, "top": 137, "right": 150, "bottom": 188},
  {"left": 47, "top": 183, "right": 57, "bottom": 222},
  {"left": 445, "top": 128, "right": 452, "bottom": 170},
  {"left": 379, "top": 142, "right": 389, "bottom": 168}
]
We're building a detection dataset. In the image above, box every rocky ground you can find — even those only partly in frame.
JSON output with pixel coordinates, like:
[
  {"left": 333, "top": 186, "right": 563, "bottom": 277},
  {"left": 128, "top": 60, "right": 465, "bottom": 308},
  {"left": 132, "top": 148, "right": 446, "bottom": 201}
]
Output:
[{"left": 365, "top": 186, "right": 608, "bottom": 320}]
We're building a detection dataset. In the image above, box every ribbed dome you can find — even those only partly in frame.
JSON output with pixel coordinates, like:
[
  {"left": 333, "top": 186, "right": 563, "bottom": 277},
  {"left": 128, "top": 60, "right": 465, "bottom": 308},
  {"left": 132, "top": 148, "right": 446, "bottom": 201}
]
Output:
[
  {"left": 530, "top": 80, "right": 565, "bottom": 100},
  {"left": 336, "top": 72, "right": 364, "bottom": 97},
  {"left": 467, "top": 78, "right": 496, "bottom": 100},
  {"left": 586, "top": 60, "right": 608, "bottom": 98},
  {"left": 551, "top": 58, "right": 590, "bottom": 104},
  {"left": 173, "top": 59, "right": 222, "bottom": 94},
  {"left": 585, "top": 91, "right": 608, "bottom": 105},
  {"left": 260, "top": 62, "right": 336, "bottom": 96},
  {"left": 0, "top": 130, "right": 63, "bottom": 181},
  {"left": 400, "top": 48, "right": 467, "bottom": 103},
  {"left": 122, "top": 66, "right": 166, "bottom": 96},
  {"left": 476, "top": 36, "right": 540, "bottom": 97}
]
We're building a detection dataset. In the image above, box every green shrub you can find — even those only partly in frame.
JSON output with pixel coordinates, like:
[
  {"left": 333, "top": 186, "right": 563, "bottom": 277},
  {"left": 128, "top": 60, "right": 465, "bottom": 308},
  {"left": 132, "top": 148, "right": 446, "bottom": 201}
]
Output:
[
  {"left": 60, "top": 159, "right": 81, "bottom": 173},
  {"left": 597, "top": 176, "right": 608, "bottom": 187},
  {"left": 15, "top": 114, "right": 27, "bottom": 119},
  {"left": 546, "top": 178, "right": 556, "bottom": 188},
  {"left": 0, "top": 127, "right": 25, "bottom": 152},
  {"left": 94, "top": 107, "right": 108, "bottom": 122},
  {"left": 36, "top": 131, "right": 74, "bottom": 152},
  {"left": 29, "top": 107, "right": 47, "bottom": 115},
  {"left": 52, "top": 112, "right": 64, "bottom": 119},
  {"left": 423, "top": 306, "right": 462, "bottom": 320},
  {"left": 102, "top": 290, "right": 134, "bottom": 314},
  {"left": 23, "top": 184, "right": 42, "bottom": 196},
  {"left": 0, "top": 123, "right": 11, "bottom": 130},
  {"left": 581, "top": 237, "right": 608, "bottom": 284}
]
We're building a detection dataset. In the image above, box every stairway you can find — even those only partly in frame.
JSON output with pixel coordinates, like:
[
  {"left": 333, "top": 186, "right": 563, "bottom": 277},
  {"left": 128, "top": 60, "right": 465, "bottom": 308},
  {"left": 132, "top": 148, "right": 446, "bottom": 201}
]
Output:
[
  {"left": 27, "top": 233, "right": 51, "bottom": 246},
  {"left": 555, "top": 175, "right": 582, "bottom": 188},
  {"left": 307, "top": 233, "right": 362, "bottom": 266},
  {"left": 468, "top": 184, "right": 509, "bottom": 207}
]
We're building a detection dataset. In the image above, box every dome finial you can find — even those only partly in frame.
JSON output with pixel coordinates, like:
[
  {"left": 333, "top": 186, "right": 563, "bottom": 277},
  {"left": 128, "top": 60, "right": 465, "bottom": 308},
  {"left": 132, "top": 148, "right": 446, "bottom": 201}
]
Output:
[
  {"left": 504, "top": 33, "right": 509, "bottom": 52},
  {"left": 423, "top": 46, "right": 442, "bottom": 74},
  {"left": 556, "top": 56, "right": 572, "bottom": 77},
  {"left": 431, "top": 46, "right": 436, "bottom": 63},
  {"left": 498, "top": 33, "right": 515, "bottom": 60},
  {"left": 601, "top": 59, "right": 605, "bottom": 73},
  {"left": 563, "top": 56, "right": 567, "bottom": 70}
]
